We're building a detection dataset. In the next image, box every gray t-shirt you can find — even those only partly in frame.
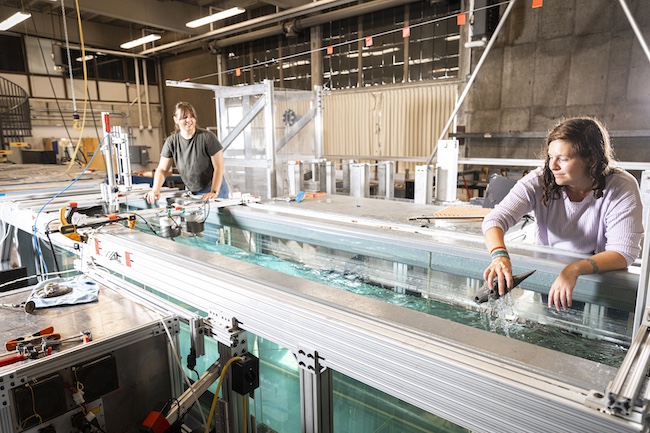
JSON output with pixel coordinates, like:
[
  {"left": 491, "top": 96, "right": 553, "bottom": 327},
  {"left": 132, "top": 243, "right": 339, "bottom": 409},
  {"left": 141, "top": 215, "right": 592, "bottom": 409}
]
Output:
[{"left": 161, "top": 128, "right": 223, "bottom": 192}]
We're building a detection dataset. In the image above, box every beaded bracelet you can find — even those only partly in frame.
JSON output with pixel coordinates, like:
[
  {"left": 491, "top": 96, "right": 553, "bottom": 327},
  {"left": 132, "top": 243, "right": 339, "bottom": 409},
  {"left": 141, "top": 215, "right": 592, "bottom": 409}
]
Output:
[{"left": 491, "top": 249, "right": 510, "bottom": 260}]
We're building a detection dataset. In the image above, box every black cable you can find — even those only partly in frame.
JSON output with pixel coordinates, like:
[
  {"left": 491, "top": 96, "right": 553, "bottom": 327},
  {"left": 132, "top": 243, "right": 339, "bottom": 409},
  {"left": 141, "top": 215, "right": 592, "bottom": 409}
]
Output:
[
  {"left": 30, "top": 24, "right": 78, "bottom": 152},
  {"left": 90, "top": 417, "right": 107, "bottom": 433},
  {"left": 44, "top": 219, "right": 62, "bottom": 273},
  {"left": 133, "top": 212, "right": 160, "bottom": 236},
  {"left": 199, "top": 201, "right": 211, "bottom": 224}
]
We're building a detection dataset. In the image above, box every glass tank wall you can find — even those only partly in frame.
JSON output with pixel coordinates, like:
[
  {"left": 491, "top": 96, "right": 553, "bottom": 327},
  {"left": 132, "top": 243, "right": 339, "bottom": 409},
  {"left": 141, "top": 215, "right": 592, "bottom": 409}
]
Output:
[
  {"left": 130, "top": 210, "right": 631, "bottom": 369},
  {"left": 178, "top": 324, "right": 470, "bottom": 433}
]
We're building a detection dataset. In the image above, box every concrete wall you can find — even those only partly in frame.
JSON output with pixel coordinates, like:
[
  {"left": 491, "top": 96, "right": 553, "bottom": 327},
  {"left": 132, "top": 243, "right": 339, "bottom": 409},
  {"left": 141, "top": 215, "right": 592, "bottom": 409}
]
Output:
[{"left": 462, "top": 0, "right": 650, "bottom": 166}]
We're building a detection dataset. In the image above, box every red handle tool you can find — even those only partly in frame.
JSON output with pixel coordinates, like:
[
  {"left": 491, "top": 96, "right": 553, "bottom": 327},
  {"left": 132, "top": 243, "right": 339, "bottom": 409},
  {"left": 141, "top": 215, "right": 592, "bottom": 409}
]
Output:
[
  {"left": 0, "top": 354, "right": 25, "bottom": 367},
  {"left": 5, "top": 326, "right": 54, "bottom": 351},
  {"left": 0, "top": 347, "right": 52, "bottom": 368}
]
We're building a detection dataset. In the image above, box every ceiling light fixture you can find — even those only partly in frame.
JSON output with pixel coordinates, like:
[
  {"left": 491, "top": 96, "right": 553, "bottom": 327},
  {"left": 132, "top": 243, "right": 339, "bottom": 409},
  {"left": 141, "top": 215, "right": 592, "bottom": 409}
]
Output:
[
  {"left": 186, "top": 7, "right": 245, "bottom": 29},
  {"left": 0, "top": 11, "right": 32, "bottom": 31},
  {"left": 120, "top": 34, "right": 161, "bottom": 49}
]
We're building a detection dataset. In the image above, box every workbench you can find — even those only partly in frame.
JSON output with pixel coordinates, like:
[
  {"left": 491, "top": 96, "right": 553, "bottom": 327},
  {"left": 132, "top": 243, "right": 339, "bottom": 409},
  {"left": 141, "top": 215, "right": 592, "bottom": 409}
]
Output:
[{"left": 0, "top": 275, "right": 175, "bottom": 433}]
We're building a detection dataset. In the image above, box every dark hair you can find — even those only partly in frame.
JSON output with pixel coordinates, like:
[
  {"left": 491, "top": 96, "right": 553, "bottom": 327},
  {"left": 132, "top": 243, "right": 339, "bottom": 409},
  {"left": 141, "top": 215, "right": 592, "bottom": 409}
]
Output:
[
  {"left": 172, "top": 102, "right": 197, "bottom": 133},
  {"left": 541, "top": 116, "right": 618, "bottom": 206}
]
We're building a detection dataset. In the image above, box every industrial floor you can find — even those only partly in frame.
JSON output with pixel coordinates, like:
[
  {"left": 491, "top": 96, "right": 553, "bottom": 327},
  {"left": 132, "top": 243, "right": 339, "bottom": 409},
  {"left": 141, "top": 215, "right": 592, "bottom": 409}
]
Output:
[{"left": 0, "top": 163, "right": 107, "bottom": 193}]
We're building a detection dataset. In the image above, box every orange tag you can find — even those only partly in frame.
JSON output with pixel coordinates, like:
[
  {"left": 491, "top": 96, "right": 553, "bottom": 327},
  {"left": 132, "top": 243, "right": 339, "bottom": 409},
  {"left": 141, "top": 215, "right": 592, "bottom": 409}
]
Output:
[
  {"left": 327, "top": 45, "right": 333, "bottom": 55},
  {"left": 457, "top": 12, "right": 466, "bottom": 25},
  {"left": 532, "top": 0, "right": 542, "bottom": 7},
  {"left": 365, "top": 36, "right": 373, "bottom": 47},
  {"left": 402, "top": 27, "right": 410, "bottom": 38},
  {"left": 235, "top": 68, "right": 241, "bottom": 76}
]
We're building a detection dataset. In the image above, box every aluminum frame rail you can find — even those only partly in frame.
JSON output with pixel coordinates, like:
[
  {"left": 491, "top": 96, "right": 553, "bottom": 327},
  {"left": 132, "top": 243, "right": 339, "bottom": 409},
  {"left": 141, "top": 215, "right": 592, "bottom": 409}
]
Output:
[
  {"left": 588, "top": 307, "right": 650, "bottom": 419},
  {"left": 80, "top": 228, "right": 641, "bottom": 433}
]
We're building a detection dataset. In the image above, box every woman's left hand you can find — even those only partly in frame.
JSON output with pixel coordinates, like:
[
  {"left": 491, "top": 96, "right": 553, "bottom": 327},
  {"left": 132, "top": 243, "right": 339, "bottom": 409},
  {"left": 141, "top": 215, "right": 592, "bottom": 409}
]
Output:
[
  {"left": 202, "top": 191, "right": 216, "bottom": 201},
  {"left": 548, "top": 264, "right": 579, "bottom": 311}
]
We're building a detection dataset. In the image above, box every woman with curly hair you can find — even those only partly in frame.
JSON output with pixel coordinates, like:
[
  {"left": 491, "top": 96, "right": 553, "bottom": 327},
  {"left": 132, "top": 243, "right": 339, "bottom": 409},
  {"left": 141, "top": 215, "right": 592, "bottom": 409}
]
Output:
[{"left": 482, "top": 116, "right": 644, "bottom": 311}]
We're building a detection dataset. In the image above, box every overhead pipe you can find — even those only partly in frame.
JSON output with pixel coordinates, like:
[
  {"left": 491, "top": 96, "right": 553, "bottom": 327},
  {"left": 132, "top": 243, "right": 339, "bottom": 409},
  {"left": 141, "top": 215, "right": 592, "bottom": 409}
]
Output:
[
  {"left": 134, "top": 58, "right": 144, "bottom": 130},
  {"left": 210, "top": 0, "right": 421, "bottom": 49},
  {"left": 426, "top": 0, "right": 517, "bottom": 165},
  {"left": 142, "top": 59, "right": 153, "bottom": 130},
  {"left": 140, "top": 0, "right": 361, "bottom": 55}
]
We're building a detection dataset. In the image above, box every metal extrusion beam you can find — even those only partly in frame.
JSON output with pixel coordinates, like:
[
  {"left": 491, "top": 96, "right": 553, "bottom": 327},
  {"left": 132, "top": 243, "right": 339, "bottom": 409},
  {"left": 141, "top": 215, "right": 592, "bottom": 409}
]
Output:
[
  {"left": 167, "top": 80, "right": 268, "bottom": 98},
  {"left": 605, "top": 308, "right": 650, "bottom": 417},
  {"left": 298, "top": 348, "right": 332, "bottom": 433},
  {"left": 275, "top": 107, "right": 316, "bottom": 152},
  {"left": 221, "top": 94, "right": 267, "bottom": 150},
  {"left": 634, "top": 204, "right": 650, "bottom": 335},
  {"left": 81, "top": 229, "right": 640, "bottom": 433}
]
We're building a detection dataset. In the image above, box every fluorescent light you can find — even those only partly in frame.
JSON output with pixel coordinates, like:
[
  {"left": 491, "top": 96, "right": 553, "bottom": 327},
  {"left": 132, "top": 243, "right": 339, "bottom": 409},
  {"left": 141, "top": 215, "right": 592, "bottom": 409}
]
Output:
[
  {"left": 186, "top": 7, "right": 245, "bottom": 28},
  {"left": 0, "top": 12, "right": 31, "bottom": 31},
  {"left": 120, "top": 34, "right": 161, "bottom": 49}
]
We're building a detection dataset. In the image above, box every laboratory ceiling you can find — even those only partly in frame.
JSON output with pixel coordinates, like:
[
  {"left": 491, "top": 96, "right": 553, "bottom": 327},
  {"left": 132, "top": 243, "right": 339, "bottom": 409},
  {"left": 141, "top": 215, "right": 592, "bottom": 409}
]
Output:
[{"left": 0, "top": 0, "right": 389, "bottom": 54}]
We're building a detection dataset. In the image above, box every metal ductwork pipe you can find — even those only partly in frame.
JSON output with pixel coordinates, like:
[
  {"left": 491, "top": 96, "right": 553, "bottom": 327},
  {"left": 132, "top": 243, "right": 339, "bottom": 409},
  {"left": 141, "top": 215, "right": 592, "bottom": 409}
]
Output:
[
  {"left": 208, "top": 0, "right": 422, "bottom": 50},
  {"left": 142, "top": 0, "right": 360, "bottom": 55},
  {"left": 282, "top": 19, "right": 304, "bottom": 37}
]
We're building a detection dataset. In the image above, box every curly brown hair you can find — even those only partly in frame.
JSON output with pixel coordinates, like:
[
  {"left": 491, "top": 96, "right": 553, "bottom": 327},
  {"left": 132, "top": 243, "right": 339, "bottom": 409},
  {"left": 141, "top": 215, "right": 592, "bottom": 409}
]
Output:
[{"left": 541, "top": 116, "right": 619, "bottom": 206}]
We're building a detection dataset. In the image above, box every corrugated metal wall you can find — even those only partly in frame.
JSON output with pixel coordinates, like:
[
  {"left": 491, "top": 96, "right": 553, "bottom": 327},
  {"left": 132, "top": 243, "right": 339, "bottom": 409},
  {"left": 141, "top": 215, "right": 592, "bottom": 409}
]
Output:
[{"left": 322, "top": 82, "right": 458, "bottom": 173}]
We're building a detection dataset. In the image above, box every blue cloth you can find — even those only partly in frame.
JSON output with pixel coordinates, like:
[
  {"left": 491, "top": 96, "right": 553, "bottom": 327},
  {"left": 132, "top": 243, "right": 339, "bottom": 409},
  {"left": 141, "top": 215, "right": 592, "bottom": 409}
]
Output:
[{"left": 28, "top": 276, "right": 99, "bottom": 309}]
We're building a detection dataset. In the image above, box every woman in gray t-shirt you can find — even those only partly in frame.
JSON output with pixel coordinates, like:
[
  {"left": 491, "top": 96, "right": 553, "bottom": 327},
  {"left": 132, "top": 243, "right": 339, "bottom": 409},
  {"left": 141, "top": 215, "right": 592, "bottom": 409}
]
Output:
[{"left": 145, "top": 102, "right": 226, "bottom": 203}]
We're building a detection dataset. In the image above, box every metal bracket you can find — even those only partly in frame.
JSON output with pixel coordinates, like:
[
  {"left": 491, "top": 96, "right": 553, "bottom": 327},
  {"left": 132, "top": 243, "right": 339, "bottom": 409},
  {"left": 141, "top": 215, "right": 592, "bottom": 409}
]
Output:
[
  {"left": 189, "top": 316, "right": 206, "bottom": 358},
  {"left": 295, "top": 345, "right": 326, "bottom": 374},
  {"left": 154, "top": 316, "right": 180, "bottom": 336},
  {"left": 207, "top": 310, "right": 247, "bottom": 355}
]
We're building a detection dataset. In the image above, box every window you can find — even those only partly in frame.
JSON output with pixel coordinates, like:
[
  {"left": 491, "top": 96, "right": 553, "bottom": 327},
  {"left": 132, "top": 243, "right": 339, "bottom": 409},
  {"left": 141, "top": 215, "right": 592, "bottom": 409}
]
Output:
[
  {"left": 125, "top": 58, "right": 158, "bottom": 85},
  {"left": 0, "top": 34, "right": 26, "bottom": 72},
  {"left": 225, "top": 0, "right": 462, "bottom": 89}
]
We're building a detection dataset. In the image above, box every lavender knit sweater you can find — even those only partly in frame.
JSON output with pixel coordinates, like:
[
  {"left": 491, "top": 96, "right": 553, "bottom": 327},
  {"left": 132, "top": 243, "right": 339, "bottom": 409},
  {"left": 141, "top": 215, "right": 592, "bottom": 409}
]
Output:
[{"left": 482, "top": 167, "right": 644, "bottom": 265}]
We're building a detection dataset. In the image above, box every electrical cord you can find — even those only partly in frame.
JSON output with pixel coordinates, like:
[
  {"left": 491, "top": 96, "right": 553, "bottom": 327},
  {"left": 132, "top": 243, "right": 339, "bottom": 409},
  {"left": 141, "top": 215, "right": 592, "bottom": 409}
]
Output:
[
  {"left": 187, "top": 346, "right": 199, "bottom": 379},
  {"left": 197, "top": 201, "right": 210, "bottom": 224},
  {"left": 31, "top": 132, "right": 114, "bottom": 275},
  {"left": 0, "top": 269, "right": 78, "bottom": 291},
  {"left": 132, "top": 212, "right": 160, "bottom": 236},
  {"left": 159, "top": 317, "right": 210, "bottom": 429},
  {"left": 19, "top": 383, "right": 43, "bottom": 429},
  {"left": 45, "top": 218, "right": 62, "bottom": 273},
  {"left": 205, "top": 356, "right": 243, "bottom": 433},
  {"left": 28, "top": 15, "right": 81, "bottom": 164}
]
